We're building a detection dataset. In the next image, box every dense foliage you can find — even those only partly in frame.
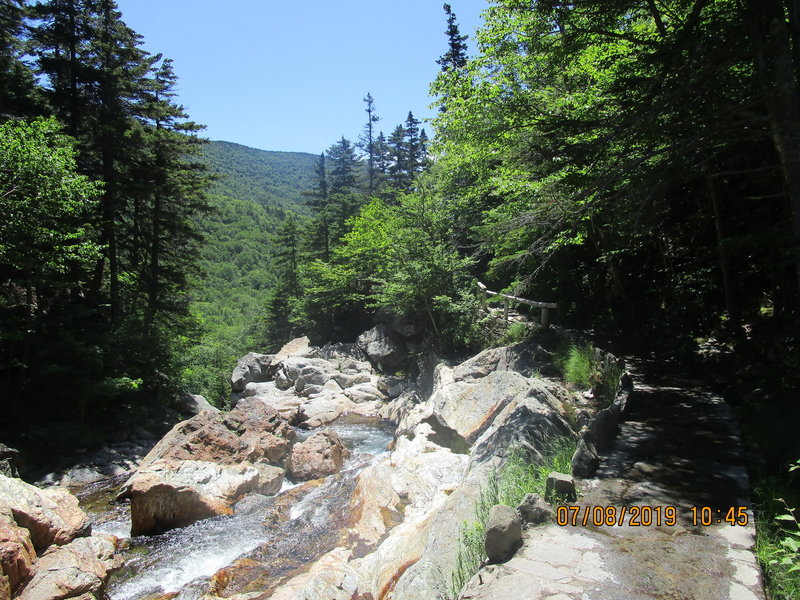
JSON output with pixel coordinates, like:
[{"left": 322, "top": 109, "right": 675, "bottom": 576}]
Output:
[{"left": 0, "top": 0, "right": 211, "bottom": 453}]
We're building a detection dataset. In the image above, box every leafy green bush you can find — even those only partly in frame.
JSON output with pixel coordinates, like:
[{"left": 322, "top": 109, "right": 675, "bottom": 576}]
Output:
[
  {"left": 755, "top": 460, "right": 800, "bottom": 599},
  {"left": 496, "top": 322, "right": 531, "bottom": 347}
]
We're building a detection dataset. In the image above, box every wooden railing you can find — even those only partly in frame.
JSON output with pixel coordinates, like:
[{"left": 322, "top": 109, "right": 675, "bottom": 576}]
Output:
[{"left": 477, "top": 281, "right": 558, "bottom": 328}]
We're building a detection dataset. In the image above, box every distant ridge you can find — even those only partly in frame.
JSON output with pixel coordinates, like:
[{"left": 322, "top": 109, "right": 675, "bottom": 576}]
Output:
[{"left": 203, "top": 140, "right": 318, "bottom": 213}]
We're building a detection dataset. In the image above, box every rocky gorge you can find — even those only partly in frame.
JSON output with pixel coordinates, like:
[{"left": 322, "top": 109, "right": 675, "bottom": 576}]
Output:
[{"left": 0, "top": 325, "right": 615, "bottom": 600}]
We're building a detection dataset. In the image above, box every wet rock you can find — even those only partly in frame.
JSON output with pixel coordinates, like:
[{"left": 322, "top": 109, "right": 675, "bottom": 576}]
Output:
[
  {"left": 516, "top": 493, "right": 553, "bottom": 525},
  {"left": 121, "top": 398, "right": 294, "bottom": 535},
  {"left": 357, "top": 324, "right": 405, "bottom": 369},
  {"left": 0, "top": 505, "right": 35, "bottom": 595},
  {"left": 17, "top": 535, "right": 122, "bottom": 600},
  {"left": 127, "top": 459, "right": 272, "bottom": 536},
  {"left": 59, "top": 466, "right": 106, "bottom": 487},
  {"left": 230, "top": 352, "right": 273, "bottom": 392},
  {"left": 545, "top": 472, "right": 576, "bottom": 502},
  {"left": 0, "top": 474, "right": 89, "bottom": 552},
  {"left": 287, "top": 431, "right": 350, "bottom": 481},
  {"left": 484, "top": 505, "right": 522, "bottom": 563}
]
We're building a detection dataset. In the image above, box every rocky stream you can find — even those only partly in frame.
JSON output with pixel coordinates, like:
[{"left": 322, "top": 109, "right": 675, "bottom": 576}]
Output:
[{"left": 0, "top": 324, "right": 765, "bottom": 600}]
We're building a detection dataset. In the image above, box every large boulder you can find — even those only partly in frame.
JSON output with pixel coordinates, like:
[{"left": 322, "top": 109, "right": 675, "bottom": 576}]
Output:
[
  {"left": 343, "top": 382, "right": 386, "bottom": 404},
  {"left": 121, "top": 398, "right": 294, "bottom": 535},
  {"left": 272, "top": 336, "right": 314, "bottom": 365},
  {"left": 230, "top": 352, "right": 273, "bottom": 392},
  {"left": 17, "top": 535, "right": 122, "bottom": 600},
  {"left": 0, "top": 474, "right": 89, "bottom": 552},
  {"left": 174, "top": 392, "right": 219, "bottom": 416},
  {"left": 131, "top": 398, "right": 295, "bottom": 472},
  {"left": 357, "top": 324, "right": 405, "bottom": 369},
  {"left": 127, "top": 460, "right": 282, "bottom": 536},
  {"left": 428, "top": 370, "right": 533, "bottom": 444},
  {"left": 287, "top": 431, "right": 350, "bottom": 481}
]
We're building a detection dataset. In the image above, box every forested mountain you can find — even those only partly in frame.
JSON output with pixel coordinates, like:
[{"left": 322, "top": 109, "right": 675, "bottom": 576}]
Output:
[
  {"left": 179, "top": 142, "right": 319, "bottom": 404},
  {"left": 203, "top": 141, "right": 318, "bottom": 213}
]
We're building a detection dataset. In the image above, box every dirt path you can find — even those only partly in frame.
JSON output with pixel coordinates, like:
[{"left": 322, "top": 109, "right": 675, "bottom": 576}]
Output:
[{"left": 459, "top": 360, "right": 765, "bottom": 600}]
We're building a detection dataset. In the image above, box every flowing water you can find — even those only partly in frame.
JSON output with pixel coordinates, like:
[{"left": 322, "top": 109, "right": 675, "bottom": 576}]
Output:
[{"left": 78, "top": 421, "right": 394, "bottom": 600}]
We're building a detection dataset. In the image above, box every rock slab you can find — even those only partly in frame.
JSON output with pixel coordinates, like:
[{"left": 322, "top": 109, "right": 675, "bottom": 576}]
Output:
[{"left": 122, "top": 398, "right": 295, "bottom": 535}]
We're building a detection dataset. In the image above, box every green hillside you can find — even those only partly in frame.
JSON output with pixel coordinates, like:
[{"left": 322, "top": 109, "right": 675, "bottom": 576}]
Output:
[
  {"left": 204, "top": 141, "right": 318, "bottom": 214},
  {"left": 181, "top": 141, "right": 317, "bottom": 402}
]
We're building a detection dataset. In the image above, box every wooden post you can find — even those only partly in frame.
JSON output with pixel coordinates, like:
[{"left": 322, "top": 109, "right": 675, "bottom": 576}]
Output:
[
  {"left": 541, "top": 307, "right": 550, "bottom": 329},
  {"left": 503, "top": 298, "right": 509, "bottom": 321},
  {"left": 478, "top": 282, "right": 488, "bottom": 312}
]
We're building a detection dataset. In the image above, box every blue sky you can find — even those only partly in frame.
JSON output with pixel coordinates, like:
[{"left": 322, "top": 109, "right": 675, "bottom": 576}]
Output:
[{"left": 115, "top": 0, "right": 488, "bottom": 154}]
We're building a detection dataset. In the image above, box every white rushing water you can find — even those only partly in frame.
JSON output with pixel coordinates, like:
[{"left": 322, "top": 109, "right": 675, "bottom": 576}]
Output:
[{"left": 100, "top": 422, "right": 393, "bottom": 600}]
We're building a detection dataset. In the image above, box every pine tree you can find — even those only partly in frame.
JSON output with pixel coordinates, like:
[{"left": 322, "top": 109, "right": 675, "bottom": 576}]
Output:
[
  {"left": 404, "top": 111, "right": 424, "bottom": 177},
  {"left": 387, "top": 124, "right": 409, "bottom": 193},
  {"left": 133, "top": 57, "right": 210, "bottom": 336},
  {"left": 304, "top": 152, "right": 331, "bottom": 261},
  {"left": 0, "top": 0, "right": 41, "bottom": 118},
  {"left": 358, "top": 93, "right": 380, "bottom": 195},
  {"left": 437, "top": 3, "right": 468, "bottom": 71},
  {"left": 327, "top": 136, "right": 359, "bottom": 194},
  {"left": 374, "top": 131, "right": 389, "bottom": 178},
  {"left": 273, "top": 214, "right": 301, "bottom": 296}
]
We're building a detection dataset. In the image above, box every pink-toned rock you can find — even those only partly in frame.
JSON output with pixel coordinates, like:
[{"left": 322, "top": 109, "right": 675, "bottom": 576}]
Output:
[
  {"left": 17, "top": 535, "right": 122, "bottom": 600},
  {"left": 127, "top": 460, "right": 283, "bottom": 536},
  {"left": 133, "top": 398, "right": 295, "bottom": 474},
  {"left": 287, "top": 431, "right": 350, "bottom": 481},
  {"left": 0, "top": 506, "right": 35, "bottom": 596},
  {"left": 0, "top": 474, "right": 88, "bottom": 552},
  {"left": 122, "top": 398, "right": 295, "bottom": 536}
]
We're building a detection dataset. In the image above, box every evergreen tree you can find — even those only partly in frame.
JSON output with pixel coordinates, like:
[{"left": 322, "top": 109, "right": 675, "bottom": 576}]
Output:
[
  {"left": 304, "top": 152, "right": 331, "bottom": 261},
  {"left": 0, "top": 0, "right": 42, "bottom": 118},
  {"left": 133, "top": 57, "right": 211, "bottom": 338},
  {"left": 358, "top": 93, "right": 380, "bottom": 195},
  {"left": 374, "top": 131, "right": 390, "bottom": 178},
  {"left": 437, "top": 3, "right": 468, "bottom": 71},
  {"left": 327, "top": 136, "right": 359, "bottom": 194},
  {"left": 387, "top": 124, "right": 409, "bottom": 193},
  {"left": 273, "top": 214, "right": 302, "bottom": 296},
  {"left": 404, "top": 111, "right": 424, "bottom": 177}
]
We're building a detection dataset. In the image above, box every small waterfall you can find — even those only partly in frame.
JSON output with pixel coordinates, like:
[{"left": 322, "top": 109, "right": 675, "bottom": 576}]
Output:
[{"left": 82, "top": 422, "right": 393, "bottom": 600}]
